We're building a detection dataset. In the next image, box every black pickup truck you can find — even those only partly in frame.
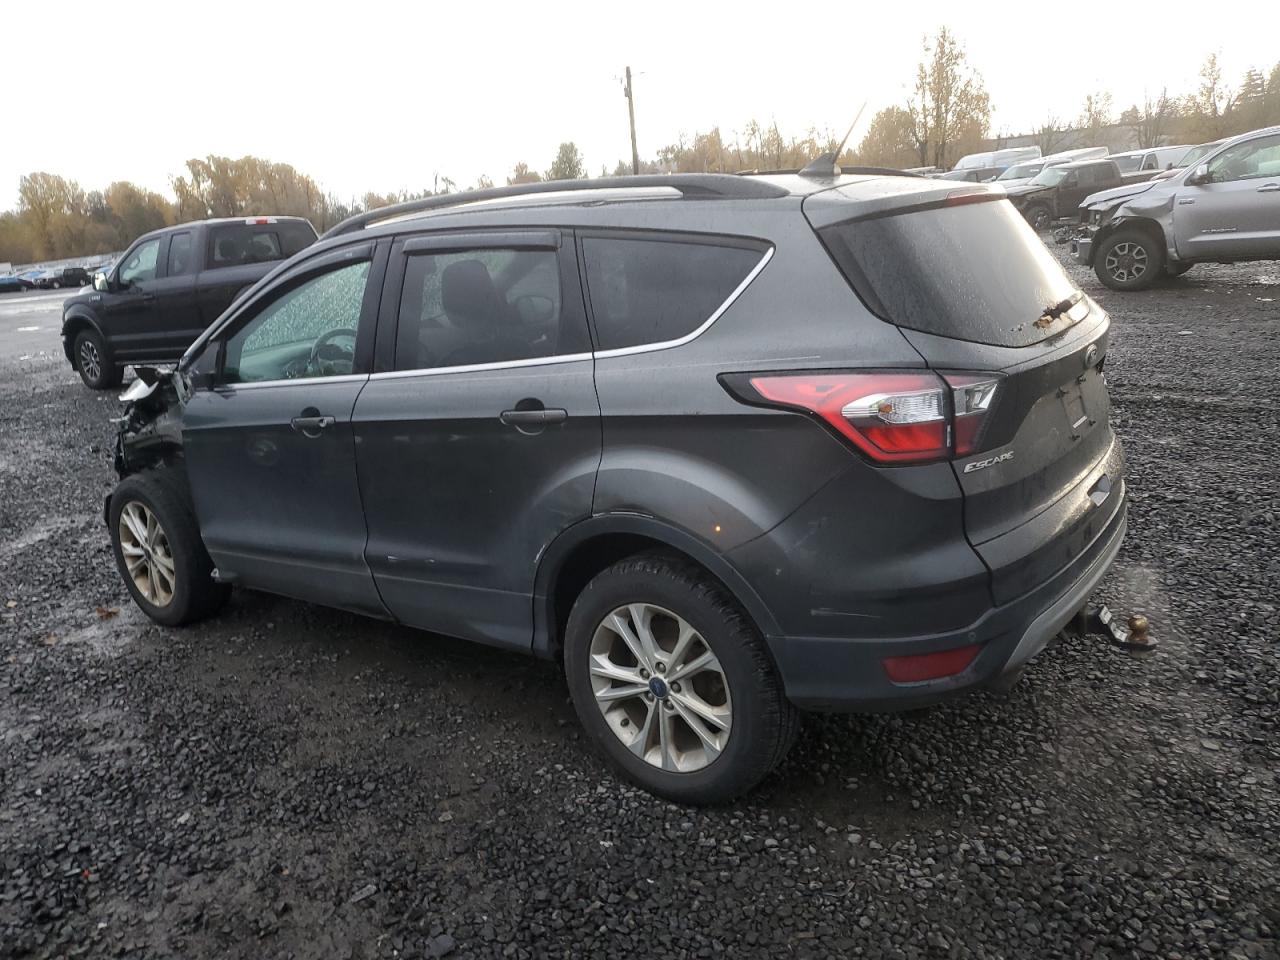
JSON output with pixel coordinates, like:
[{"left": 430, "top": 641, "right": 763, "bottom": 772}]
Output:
[
  {"left": 1003, "top": 159, "right": 1123, "bottom": 231},
  {"left": 62, "top": 216, "right": 317, "bottom": 388}
]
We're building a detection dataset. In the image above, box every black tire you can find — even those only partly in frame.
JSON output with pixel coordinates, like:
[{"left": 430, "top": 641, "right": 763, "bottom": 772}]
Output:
[
  {"left": 564, "top": 554, "right": 800, "bottom": 804},
  {"left": 1166, "top": 261, "right": 1194, "bottom": 278},
  {"left": 108, "top": 468, "right": 229, "bottom": 627},
  {"left": 1026, "top": 204, "right": 1053, "bottom": 231},
  {"left": 1094, "top": 228, "right": 1165, "bottom": 291},
  {"left": 73, "top": 329, "right": 123, "bottom": 390}
]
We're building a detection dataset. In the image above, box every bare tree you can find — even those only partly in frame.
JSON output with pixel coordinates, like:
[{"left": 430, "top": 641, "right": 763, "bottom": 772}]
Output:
[
  {"left": 906, "top": 28, "right": 992, "bottom": 169},
  {"left": 1122, "top": 90, "right": 1177, "bottom": 148},
  {"left": 1035, "top": 115, "right": 1069, "bottom": 155}
]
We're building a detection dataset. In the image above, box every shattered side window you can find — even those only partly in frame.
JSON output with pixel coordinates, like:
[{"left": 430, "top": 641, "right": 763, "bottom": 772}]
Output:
[{"left": 222, "top": 260, "right": 369, "bottom": 383}]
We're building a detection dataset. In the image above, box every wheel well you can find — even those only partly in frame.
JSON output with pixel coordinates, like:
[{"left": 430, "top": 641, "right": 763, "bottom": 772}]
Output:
[
  {"left": 1104, "top": 217, "right": 1165, "bottom": 249},
  {"left": 548, "top": 534, "right": 745, "bottom": 660},
  {"left": 62, "top": 315, "right": 94, "bottom": 361}
]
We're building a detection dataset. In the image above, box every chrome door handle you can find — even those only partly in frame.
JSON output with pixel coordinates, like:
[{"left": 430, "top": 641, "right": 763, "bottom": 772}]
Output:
[
  {"left": 500, "top": 408, "right": 567, "bottom": 425},
  {"left": 1258, "top": 183, "right": 1280, "bottom": 193},
  {"left": 290, "top": 415, "right": 335, "bottom": 434}
]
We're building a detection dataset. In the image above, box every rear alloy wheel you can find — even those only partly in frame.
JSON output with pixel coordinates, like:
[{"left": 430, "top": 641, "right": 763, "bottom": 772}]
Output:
[
  {"left": 1095, "top": 229, "right": 1165, "bottom": 291},
  {"left": 565, "top": 555, "right": 799, "bottom": 804},
  {"left": 588, "top": 602, "right": 733, "bottom": 773},
  {"left": 73, "top": 329, "right": 122, "bottom": 390}
]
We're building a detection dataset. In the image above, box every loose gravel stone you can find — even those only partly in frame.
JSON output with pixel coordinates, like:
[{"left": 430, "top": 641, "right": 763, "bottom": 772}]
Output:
[{"left": 1, "top": 251, "right": 1277, "bottom": 959}]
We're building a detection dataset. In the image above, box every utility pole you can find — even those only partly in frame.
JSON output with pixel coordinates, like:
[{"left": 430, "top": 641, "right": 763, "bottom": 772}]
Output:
[{"left": 624, "top": 66, "right": 639, "bottom": 175}]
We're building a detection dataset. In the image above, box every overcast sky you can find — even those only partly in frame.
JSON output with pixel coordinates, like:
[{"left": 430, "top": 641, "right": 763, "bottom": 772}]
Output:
[{"left": 2, "top": 1, "right": 1277, "bottom": 210}]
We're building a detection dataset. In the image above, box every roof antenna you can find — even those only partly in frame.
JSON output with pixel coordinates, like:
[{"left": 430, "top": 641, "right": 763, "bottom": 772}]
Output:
[{"left": 799, "top": 102, "right": 866, "bottom": 178}]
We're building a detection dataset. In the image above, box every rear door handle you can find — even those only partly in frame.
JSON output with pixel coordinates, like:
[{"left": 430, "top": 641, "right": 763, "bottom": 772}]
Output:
[
  {"left": 500, "top": 408, "right": 567, "bottom": 425},
  {"left": 1258, "top": 183, "right": 1280, "bottom": 193},
  {"left": 290, "top": 415, "right": 335, "bottom": 434},
  {"left": 140, "top": 292, "right": 156, "bottom": 302}
]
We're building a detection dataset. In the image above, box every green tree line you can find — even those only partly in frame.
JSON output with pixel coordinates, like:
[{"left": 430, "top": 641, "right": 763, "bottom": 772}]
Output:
[{"left": 4, "top": 34, "right": 1277, "bottom": 265}]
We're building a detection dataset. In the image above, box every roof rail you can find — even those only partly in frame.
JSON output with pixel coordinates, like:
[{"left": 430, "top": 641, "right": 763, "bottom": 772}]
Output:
[
  {"left": 321, "top": 174, "right": 790, "bottom": 239},
  {"left": 739, "top": 166, "right": 922, "bottom": 179}
]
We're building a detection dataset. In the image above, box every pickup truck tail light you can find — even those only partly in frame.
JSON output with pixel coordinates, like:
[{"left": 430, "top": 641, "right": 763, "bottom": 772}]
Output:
[{"left": 728, "top": 371, "right": 1001, "bottom": 465}]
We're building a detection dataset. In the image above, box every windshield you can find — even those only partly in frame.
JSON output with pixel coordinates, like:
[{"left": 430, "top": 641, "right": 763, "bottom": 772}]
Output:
[
  {"left": 1176, "top": 143, "right": 1219, "bottom": 168},
  {"left": 1112, "top": 155, "right": 1144, "bottom": 173},
  {"left": 997, "top": 162, "right": 1041, "bottom": 181},
  {"left": 1029, "top": 167, "right": 1068, "bottom": 187}
]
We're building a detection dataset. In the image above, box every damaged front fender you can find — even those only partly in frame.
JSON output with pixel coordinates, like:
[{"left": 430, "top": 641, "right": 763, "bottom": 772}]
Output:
[{"left": 113, "top": 367, "right": 186, "bottom": 478}]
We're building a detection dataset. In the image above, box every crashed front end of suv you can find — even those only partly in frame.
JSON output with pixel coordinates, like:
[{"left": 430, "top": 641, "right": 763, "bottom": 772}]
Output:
[{"left": 110, "top": 367, "right": 187, "bottom": 490}]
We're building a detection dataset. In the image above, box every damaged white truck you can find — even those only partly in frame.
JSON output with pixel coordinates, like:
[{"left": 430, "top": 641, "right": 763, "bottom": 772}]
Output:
[{"left": 1071, "top": 125, "right": 1280, "bottom": 290}]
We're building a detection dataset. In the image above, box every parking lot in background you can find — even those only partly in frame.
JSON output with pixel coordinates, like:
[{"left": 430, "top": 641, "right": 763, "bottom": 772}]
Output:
[
  {"left": 0, "top": 288, "right": 73, "bottom": 361},
  {"left": 1, "top": 247, "right": 1277, "bottom": 958}
]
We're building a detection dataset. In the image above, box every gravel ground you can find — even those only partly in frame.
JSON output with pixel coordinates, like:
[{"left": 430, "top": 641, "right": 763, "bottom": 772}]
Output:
[{"left": 1, "top": 247, "right": 1277, "bottom": 959}]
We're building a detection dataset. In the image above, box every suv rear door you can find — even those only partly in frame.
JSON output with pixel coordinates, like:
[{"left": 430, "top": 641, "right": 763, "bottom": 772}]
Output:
[
  {"left": 807, "top": 184, "right": 1124, "bottom": 605},
  {"left": 352, "top": 229, "right": 600, "bottom": 653}
]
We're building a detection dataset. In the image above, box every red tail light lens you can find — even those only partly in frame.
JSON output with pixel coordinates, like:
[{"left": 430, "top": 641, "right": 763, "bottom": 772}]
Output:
[
  {"left": 749, "top": 373, "right": 950, "bottom": 463},
  {"left": 741, "top": 371, "right": 1002, "bottom": 465}
]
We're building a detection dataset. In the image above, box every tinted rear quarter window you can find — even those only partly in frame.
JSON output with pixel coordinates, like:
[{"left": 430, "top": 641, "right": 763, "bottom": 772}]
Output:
[
  {"left": 582, "top": 236, "right": 765, "bottom": 350},
  {"left": 819, "top": 198, "right": 1078, "bottom": 348}
]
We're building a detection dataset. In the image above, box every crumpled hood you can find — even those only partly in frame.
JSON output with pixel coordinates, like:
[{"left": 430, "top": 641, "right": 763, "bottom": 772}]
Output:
[{"left": 1081, "top": 180, "right": 1158, "bottom": 210}]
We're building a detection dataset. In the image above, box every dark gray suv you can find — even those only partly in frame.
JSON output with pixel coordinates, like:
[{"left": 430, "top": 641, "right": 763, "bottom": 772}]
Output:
[{"left": 106, "top": 171, "right": 1126, "bottom": 803}]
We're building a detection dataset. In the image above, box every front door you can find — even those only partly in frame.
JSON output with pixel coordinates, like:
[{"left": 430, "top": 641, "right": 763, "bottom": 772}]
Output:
[
  {"left": 101, "top": 235, "right": 162, "bottom": 362},
  {"left": 182, "top": 242, "right": 387, "bottom": 615},
  {"left": 353, "top": 231, "right": 601, "bottom": 651},
  {"left": 1175, "top": 132, "right": 1280, "bottom": 261}
]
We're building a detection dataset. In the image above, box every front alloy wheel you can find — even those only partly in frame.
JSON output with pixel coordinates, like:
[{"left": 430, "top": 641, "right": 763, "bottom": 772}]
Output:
[
  {"left": 589, "top": 603, "right": 732, "bottom": 772},
  {"left": 78, "top": 337, "right": 102, "bottom": 383},
  {"left": 117, "top": 501, "right": 176, "bottom": 607},
  {"left": 1103, "top": 240, "right": 1148, "bottom": 284},
  {"left": 1095, "top": 228, "right": 1165, "bottom": 291}
]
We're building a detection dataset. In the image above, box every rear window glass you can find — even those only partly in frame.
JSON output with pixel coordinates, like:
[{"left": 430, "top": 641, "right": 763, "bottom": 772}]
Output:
[
  {"left": 582, "top": 236, "right": 764, "bottom": 350},
  {"left": 819, "top": 199, "right": 1078, "bottom": 348},
  {"left": 206, "top": 221, "right": 316, "bottom": 270}
]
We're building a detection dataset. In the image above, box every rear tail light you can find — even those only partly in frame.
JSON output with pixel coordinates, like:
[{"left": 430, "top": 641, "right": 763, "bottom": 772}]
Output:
[{"left": 737, "top": 371, "right": 1001, "bottom": 465}]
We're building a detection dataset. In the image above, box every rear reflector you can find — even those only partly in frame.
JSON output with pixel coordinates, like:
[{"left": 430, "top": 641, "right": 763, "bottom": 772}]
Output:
[{"left": 882, "top": 644, "right": 981, "bottom": 683}]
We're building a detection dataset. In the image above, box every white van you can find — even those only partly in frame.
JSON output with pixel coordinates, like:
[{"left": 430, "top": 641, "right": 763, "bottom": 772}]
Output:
[
  {"left": 1109, "top": 145, "right": 1192, "bottom": 174},
  {"left": 953, "top": 146, "right": 1041, "bottom": 172}
]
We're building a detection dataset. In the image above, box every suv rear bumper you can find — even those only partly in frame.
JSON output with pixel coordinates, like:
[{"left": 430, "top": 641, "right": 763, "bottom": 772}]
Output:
[{"left": 769, "top": 497, "right": 1127, "bottom": 711}]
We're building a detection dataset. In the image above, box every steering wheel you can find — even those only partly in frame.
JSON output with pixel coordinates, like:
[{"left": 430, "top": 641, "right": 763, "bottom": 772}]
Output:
[{"left": 308, "top": 327, "right": 357, "bottom": 375}]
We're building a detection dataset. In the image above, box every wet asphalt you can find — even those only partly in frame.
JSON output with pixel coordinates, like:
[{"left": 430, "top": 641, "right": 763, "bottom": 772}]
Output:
[{"left": 0, "top": 247, "right": 1277, "bottom": 959}]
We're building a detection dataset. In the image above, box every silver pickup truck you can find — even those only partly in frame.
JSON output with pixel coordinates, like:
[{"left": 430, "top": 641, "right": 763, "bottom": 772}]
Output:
[{"left": 1072, "top": 125, "right": 1280, "bottom": 290}]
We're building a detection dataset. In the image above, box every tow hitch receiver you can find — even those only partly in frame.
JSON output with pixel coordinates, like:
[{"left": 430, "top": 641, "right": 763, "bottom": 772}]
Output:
[{"left": 1071, "top": 604, "right": 1157, "bottom": 657}]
